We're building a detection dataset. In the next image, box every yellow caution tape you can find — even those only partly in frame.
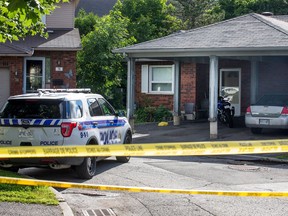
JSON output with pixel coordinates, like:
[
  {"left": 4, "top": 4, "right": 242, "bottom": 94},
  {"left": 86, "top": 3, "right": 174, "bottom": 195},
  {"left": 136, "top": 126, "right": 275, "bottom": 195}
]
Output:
[
  {"left": 0, "top": 139, "right": 288, "bottom": 158},
  {"left": 0, "top": 176, "right": 287, "bottom": 197}
]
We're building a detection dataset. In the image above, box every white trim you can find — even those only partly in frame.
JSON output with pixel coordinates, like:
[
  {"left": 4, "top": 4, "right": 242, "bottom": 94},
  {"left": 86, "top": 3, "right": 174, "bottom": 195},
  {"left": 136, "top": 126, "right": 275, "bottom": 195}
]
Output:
[
  {"left": 23, "top": 57, "right": 46, "bottom": 93},
  {"left": 148, "top": 65, "right": 174, "bottom": 94}
]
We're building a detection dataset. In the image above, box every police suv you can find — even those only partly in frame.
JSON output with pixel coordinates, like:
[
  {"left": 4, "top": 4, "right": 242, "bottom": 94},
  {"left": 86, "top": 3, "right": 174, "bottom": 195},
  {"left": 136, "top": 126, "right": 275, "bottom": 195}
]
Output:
[{"left": 0, "top": 89, "right": 132, "bottom": 179}]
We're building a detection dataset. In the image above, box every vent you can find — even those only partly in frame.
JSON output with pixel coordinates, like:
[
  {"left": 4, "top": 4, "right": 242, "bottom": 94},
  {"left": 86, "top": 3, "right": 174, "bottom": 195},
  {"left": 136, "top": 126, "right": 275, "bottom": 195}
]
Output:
[{"left": 82, "top": 209, "right": 116, "bottom": 216}]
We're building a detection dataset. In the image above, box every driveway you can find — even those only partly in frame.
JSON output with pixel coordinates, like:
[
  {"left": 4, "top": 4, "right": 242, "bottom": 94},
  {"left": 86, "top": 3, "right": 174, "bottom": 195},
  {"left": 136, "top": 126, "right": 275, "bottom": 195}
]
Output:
[{"left": 133, "top": 118, "right": 288, "bottom": 144}]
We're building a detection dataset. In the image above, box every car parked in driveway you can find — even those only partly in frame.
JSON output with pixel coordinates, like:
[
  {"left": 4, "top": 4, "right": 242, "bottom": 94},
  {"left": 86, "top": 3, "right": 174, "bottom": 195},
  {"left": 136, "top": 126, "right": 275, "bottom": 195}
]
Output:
[
  {"left": 245, "top": 94, "right": 288, "bottom": 134},
  {"left": 0, "top": 89, "right": 132, "bottom": 179}
]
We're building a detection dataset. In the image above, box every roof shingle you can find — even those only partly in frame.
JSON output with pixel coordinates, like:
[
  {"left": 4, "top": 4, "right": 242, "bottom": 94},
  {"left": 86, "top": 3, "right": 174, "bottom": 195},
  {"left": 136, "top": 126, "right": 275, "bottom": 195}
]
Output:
[
  {"left": 114, "top": 13, "right": 288, "bottom": 54},
  {"left": 0, "top": 29, "right": 81, "bottom": 56}
]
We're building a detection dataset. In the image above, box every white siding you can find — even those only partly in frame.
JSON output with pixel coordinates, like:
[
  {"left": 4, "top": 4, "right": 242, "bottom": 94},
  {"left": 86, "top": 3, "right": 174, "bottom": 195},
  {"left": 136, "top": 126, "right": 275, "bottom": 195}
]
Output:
[{"left": 46, "top": 1, "right": 76, "bottom": 29}]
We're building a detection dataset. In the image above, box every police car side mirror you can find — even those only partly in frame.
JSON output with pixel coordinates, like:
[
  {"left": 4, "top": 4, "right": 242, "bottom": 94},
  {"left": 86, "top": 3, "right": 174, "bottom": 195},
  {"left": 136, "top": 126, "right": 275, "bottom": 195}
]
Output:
[{"left": 115, "top": 110, "right": 126, "bottom": 117}]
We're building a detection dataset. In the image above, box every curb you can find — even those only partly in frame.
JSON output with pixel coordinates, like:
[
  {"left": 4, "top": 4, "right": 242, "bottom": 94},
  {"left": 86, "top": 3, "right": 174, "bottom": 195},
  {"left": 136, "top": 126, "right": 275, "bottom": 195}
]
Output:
[{"left": 50, "top": 187, "right": 74, "bottom": 216}]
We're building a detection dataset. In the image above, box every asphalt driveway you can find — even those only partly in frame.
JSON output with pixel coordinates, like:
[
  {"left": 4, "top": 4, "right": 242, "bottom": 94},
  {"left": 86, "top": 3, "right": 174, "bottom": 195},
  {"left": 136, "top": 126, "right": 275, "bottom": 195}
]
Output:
[{"left": 133, "top": 118, "right": 288, "bottom": 143}]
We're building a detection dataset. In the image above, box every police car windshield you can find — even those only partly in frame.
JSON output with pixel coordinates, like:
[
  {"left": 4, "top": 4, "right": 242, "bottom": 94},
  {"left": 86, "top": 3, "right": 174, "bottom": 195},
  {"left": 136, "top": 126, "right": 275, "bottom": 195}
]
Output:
[{"left": 1, "top": 99, "right": 63, "bottom": 119}]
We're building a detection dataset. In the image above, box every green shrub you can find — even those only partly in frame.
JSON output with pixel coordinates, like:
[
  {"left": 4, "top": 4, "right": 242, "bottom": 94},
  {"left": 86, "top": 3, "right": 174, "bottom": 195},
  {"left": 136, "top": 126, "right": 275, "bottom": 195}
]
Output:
[
  {"left": 135, "top": 105, "right": 172, "bottom": 123},
  {"left": 155, "top": 105, "right": 173, "bottom": 122}
]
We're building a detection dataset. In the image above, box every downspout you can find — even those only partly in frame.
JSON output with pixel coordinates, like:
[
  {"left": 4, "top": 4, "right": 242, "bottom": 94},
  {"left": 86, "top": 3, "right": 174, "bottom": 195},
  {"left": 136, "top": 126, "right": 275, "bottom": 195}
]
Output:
[{"left": 209, "top": 56, "right": 219, "bottom": 139}]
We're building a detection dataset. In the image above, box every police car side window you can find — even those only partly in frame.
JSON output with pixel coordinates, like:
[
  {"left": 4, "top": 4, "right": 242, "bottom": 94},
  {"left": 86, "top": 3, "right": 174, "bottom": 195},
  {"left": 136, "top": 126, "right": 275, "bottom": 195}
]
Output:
[
  {"left": 98, "top": 98, "right": 115, "bottom": 116},
  {"left": 87, "top": 98, "right": 103, "bottom": 116},
  {"left": 69, "top": 100, "right": 83, "bottom": 119}
]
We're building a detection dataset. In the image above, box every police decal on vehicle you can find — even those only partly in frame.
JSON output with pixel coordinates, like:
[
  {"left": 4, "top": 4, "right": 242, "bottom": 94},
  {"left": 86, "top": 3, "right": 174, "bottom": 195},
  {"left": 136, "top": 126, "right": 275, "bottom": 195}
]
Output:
[
  {"left": 80, "top": 131, "right": 89, "bottom": 138},
  {"left": 100, "top": 129, "right": 119, "bottom": 144},
  {"left": 40, "top": 141, "right": 59, "bottom": 145}
]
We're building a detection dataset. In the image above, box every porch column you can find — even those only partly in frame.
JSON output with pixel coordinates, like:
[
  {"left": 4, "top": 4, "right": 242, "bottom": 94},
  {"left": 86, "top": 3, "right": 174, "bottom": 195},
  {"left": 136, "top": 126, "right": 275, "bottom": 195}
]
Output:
[
  {"left": 209, "top": 56, "right": 219, "bottom": 139},
  {"left": 250, "top": 60, "right": 259, "bottom": 104},
  {"left": 127, "top": 58, "right": 136, "bottom": 132},
  {"left": 173, "top": 61, "right": 181, "bottom": 125}
]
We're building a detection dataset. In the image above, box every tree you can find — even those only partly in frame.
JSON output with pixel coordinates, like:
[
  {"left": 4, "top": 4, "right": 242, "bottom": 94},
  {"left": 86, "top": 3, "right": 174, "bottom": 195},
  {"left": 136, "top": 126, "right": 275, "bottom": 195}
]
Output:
[
  {"left": 76, "top": 10, "right": 136, "bottom": 108},
  {"left": 75, "top": 9, "right": 98, "bottom": 36},
  {"left": 171, "top": 0, "right": 225, "bottom": 29},
  {"left": 0, "top": 0, "right": 65, "bottom": 42},
  {"left": 113, "top": 0, "right": 182, "bottom": 43},
  {"left": 219, "top": 0, "right": 288, "bottom": 20}
]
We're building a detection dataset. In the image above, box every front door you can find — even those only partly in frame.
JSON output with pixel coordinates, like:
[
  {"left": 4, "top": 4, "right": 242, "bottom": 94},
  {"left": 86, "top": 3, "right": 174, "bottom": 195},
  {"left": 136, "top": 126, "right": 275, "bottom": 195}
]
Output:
[
  {"left": 219, "top": 68, "right": 241, "bottom": 116},
  {"left": 24, "top": 58, "right": 45, "bottom": 93}
]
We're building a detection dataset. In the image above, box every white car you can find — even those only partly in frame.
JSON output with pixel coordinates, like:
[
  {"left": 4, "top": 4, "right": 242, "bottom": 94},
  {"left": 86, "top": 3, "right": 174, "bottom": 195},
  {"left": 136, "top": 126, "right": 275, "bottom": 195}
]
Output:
[
  {"left": 245, "top": 94, "right": 288, "bottom": 134},
  {"left": 0, "top": 89, "right": 132, "bottom": 179}
]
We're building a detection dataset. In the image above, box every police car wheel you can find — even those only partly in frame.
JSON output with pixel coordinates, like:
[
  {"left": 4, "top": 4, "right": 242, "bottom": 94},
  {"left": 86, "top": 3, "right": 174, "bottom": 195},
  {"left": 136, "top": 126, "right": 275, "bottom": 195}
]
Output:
[
  {"left": 75, "top": 157, "right": 97, "bottom": 179},
  {"left": 116, "top": 132, "right": 132, "bottom": 163}
]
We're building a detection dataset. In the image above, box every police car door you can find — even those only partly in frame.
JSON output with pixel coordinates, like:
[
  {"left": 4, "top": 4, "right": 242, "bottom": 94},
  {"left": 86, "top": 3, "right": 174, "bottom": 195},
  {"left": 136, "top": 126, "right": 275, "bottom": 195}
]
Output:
[
  {"left": 88, "top": 98, "right": 121, "bottom": 145},
  {"left": 98, "top": 98, "right": 122, "bottom": 145}
]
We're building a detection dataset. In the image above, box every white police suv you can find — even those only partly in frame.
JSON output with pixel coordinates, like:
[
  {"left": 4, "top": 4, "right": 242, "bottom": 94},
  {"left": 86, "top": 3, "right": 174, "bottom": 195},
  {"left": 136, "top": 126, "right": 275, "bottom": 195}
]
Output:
[{"left": 0, "top": 89, "right": 132, "bottom": 179}]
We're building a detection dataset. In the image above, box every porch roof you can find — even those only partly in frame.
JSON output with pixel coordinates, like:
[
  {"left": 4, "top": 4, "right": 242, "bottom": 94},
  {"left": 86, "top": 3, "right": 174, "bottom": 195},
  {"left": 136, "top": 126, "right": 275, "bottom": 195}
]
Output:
[
  {"left": 0, "top": 28, "right": 81, "bottom": 56},
  {"left": 114, "top": 13, "right": 288, "bottom": 58}
]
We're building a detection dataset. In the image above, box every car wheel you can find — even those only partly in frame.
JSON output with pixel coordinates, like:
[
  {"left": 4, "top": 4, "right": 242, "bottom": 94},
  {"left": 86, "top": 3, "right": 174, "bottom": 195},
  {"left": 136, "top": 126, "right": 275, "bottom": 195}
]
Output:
[
  {"left": 116, "top": 132, "right": 132, "bottom": 163},
  {"left": 75, "top": 142, "right": 97, "bottom": 179},
  {"left": 251, "top": 128, "right": 262, "bottom": 134},
  {"left": 75, "top": 157, "right": 97, "bottom": 179}
]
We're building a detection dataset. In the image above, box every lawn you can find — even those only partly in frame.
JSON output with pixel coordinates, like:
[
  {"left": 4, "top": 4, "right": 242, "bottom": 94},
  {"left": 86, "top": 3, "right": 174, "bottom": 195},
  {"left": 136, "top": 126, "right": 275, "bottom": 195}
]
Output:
[{"left": 0, "top": 169, "right": 59, "bottom": 205}]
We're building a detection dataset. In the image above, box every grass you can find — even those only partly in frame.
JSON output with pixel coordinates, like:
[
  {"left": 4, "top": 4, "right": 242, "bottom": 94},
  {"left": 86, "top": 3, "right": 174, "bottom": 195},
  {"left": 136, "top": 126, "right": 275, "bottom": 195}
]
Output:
[
  {"left": 275, "top": 154, "right": 288, "bottom": 160},
  {"left": 0, "top": 169, "right": 59, "bottom": 205}
]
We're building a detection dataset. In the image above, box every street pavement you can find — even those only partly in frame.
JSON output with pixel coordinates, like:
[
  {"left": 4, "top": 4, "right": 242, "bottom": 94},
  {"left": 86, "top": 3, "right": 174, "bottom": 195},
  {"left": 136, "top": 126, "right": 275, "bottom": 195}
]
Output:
[{"left": 3, "top": 118, "right": 288, "bottom": 216}]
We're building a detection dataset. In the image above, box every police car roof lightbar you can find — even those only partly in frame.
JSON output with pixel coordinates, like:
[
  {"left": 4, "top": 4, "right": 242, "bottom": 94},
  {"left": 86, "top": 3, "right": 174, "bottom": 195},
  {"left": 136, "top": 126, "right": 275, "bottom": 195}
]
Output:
[{"left": 37, "top": 89, "right": 92, "bottom": 93}]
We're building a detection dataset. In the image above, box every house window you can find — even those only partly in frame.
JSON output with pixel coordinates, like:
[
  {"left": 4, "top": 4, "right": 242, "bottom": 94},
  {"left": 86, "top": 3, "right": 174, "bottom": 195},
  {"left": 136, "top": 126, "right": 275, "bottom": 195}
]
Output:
[{"left": 141, "top": 65, "right": 174, "bottom": 94}]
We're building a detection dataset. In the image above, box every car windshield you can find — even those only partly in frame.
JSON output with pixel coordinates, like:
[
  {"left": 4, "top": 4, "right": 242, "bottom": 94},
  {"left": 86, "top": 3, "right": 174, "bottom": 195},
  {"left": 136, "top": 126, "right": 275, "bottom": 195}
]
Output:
[
  {"left": 1, "top": 99, "right": 64, "bottom": 119},
  {"left": 256, "top": 95, "right": 288, "bottom": 106}
]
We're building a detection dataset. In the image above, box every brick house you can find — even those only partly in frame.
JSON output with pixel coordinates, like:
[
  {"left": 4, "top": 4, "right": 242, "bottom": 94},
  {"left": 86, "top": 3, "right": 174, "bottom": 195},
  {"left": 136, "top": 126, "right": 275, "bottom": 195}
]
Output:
[
  {"left": 114, "top": 13, "right": 288, "bottom": 138},
  {"left": 0, "top": 0, "right": 81, "bottom": 108}
]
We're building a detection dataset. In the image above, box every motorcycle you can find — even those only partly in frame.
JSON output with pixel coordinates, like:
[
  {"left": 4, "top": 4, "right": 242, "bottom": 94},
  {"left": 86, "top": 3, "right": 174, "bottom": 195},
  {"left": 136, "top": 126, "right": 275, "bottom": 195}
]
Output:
[{"left": 217, "top": 96, "right": 235, "bottom": 128}]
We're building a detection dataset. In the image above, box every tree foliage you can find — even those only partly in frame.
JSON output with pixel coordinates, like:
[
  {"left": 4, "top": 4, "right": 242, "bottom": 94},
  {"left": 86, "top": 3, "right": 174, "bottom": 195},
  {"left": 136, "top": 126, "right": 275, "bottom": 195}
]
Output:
[
  {"left": 113, "top": 0, "right": 182, "bottom": 43},
  {"left": 76, "top": 10, "right": 136, "bottom": 108},
  {"left": 171, "top": 0, "right": 225, "bottom": 29},
  {"left": 0, "top": 0, "right": 65, "bottom": 42},
  {"left": 75, "top": 9, "right": 98, "bottom": 36},
  {"left": 219, "top": 0, "right": 288, "bottom": 20}
]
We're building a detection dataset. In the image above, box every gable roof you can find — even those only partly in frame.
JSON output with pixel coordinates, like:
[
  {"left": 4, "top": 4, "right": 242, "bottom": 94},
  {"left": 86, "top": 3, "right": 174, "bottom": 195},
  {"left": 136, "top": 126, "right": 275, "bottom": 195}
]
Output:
[
  {"left": 0, "top": 29, "right": 82, "bottom": 56},
  {"left": 114, "top": 13, "right": 288, "bottom": 57}
]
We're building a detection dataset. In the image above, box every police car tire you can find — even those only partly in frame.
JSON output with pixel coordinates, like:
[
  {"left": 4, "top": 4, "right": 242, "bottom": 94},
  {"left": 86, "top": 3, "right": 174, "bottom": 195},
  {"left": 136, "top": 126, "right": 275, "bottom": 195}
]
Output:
[
  {"left": 75, "top": 157, "right": 97, "bottom": 179},
  {"left": 116, "top": 132, "right": 132, "bottom": 163}
]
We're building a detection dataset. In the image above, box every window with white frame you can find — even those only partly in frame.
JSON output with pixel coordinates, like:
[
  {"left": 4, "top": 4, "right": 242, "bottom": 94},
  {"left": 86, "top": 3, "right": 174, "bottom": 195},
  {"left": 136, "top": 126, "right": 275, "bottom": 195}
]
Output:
[{"left": 141, "top": 64, "right": 174, "bottom": 94}]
